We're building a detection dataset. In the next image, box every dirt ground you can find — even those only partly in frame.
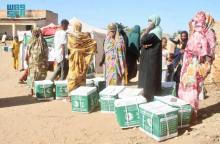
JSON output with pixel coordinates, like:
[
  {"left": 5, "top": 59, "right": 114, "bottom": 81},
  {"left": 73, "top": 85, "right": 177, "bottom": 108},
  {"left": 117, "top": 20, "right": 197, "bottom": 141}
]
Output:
[{"left": 0, "top": 47, "right": 220, "bottom": 144}]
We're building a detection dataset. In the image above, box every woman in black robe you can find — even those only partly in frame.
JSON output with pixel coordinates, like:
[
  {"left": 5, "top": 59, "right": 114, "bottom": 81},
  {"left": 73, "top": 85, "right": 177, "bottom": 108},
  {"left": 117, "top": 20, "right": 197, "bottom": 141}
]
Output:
[
  {"left": 127, "top": 25, "right": 141, "bottom": 81},
  {"left": 138, "top": 15, "right": 162, "bottom": 101}
]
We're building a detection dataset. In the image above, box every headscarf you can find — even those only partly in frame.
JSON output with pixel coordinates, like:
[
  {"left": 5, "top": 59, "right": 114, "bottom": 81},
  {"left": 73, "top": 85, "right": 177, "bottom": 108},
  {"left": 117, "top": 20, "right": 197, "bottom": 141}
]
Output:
[
  {"left": 128, "top": 25, "right": 140, "bottom": 56},
  {"left": 205, "top": 13, "right": 215, "bottom": 30},
  {"left": 73, "top": 21, "right": 82, "bottom": 33},
  {"left": 191, "top": 11, "right": 206, "bottom": 32},
  {"left": 148, "top": 15, "right": 162, "bottom": 40},
  {"left": 204, "top": 13, "right": 216, "bottom": 57},
  {"left": 108, "top": 23, "right": 117, "bottom": 32},
  {"left": 117, "top": 24, "right": 129, "bottom": 50},
  {"left": 28, "top": 27, "right": 48, "bottom": 57},
  {"left": 104, "top": 23, "right": 127, "bottom": 85},
  {"left": 186, "top": 11, "right": 216, "bottom": 59}
]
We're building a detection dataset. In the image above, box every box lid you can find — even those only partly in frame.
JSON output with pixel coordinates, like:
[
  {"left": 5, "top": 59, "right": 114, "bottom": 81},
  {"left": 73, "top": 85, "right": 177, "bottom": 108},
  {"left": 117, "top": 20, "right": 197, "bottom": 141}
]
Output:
[
  {"left": 54, "top": 80, "right": 67, "bottom": 85},
  {"left": 162, "top": 82, "right": 176, "bottom": 88},
  {"left": 70, "top": 86, "right": 97, "bottom": 96},
  {"left": 115, "top": 96, "right": 147, "bottom": 107},
  {"left": 92, "top": 77, "right": 105, "bottom": 82},
  {"left": 139, "top": 101, "right": 177, "bottom": 114},
  {"left": 35, "top": 80, "right": 53, "bottom": 85},
  {"left": 154, "top": 95, "right": 190, "bottom": 107},
  {"left": 99, "top": 86, "right": 125, "bottom": 97},
  {"left": 118, "top": 88, "right": 143, "bottom": 99}
]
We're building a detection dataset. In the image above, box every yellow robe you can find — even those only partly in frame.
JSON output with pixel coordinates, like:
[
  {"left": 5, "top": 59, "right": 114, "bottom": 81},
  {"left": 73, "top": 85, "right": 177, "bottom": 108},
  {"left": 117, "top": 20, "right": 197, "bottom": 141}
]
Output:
[
  {"left": 12, "top": 41, "right": 21, "bottom": 70},
  {"left": 67, "top": 32, "right": 97, "bottom": 92}
]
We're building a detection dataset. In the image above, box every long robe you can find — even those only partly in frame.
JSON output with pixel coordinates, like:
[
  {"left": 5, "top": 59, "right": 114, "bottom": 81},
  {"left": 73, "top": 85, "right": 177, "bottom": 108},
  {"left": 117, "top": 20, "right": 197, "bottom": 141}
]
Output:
[
  {"left": 127, "top": 26, "right": 140, "bottom": 80},
  {"left": 104, "top": 34, "right": 127, "bottom": 86},
  {"left": 178, "top": 29, "right": 216, "bottom": 111},
  {"left": 28, "top": 36, "right": 48, "bottom": 89},
  {"left": 67, "top": 32, "right": 97, "bottom": 92},
  {"left": 138, "top": 33, "right": 162, "bottom": 101}
]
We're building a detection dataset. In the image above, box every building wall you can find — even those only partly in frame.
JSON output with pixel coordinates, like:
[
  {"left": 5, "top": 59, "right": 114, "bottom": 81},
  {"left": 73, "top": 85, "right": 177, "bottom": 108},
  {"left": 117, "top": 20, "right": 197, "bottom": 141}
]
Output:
[
  {"left": 46, "top": 11, "right": 58, "bottom": 25},
  {"left": 25, "top": 10, "right": 46, "bottom": 18},
  {"left": 0, "top": 25, "right": 12, "bottom": 36},
  {"left": 15, "top": 25, "right": 28, "bottom": 32},
  {"left": 0, "top": 10, "right": 58, "bottom": 24},
  {"left": 0, "top": 10, "right": 6, "bottom": 17},
  {"left": 0, "top": 10, "right": 58, "bottom": 37}
]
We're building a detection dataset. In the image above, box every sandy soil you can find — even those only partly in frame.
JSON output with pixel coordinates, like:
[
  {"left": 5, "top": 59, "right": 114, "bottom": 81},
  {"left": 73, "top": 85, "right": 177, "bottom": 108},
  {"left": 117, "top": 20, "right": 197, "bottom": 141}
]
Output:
[{"left": 0, "top": 47, "right": 220, "bottom": 144}]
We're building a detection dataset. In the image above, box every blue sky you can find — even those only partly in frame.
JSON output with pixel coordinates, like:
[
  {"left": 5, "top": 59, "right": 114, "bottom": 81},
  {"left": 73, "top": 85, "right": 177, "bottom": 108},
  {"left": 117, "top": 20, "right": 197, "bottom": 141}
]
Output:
[{"left": 0, "top": 0, "right": 219, "bottom": 34}]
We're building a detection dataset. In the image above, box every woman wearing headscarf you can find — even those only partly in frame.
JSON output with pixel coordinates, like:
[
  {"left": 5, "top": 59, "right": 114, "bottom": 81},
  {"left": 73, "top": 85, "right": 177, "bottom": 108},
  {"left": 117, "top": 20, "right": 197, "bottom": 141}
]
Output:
[
  {"left": 27, "top": 27, "right": 48, "bottom": 96},
  {"left": 67, "top": 21, "right": 97, "bottom": 92},
  {"left": 127, "top": 25, "right": 141, "bottom": 81},
  {"left": 138, "top": 15, "right": 162, "bottom": 101},
  {"left": 178, "top": 11, "right": 216, "bottom": 123},
  {"left": 100, "top": 23, "right": 127, "bottom": 86}
]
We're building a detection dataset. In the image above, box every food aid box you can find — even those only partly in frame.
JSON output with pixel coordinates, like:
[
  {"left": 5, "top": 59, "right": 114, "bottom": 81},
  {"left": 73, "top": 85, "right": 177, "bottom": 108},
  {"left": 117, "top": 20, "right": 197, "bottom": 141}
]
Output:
[
  {"left": 161, "top": 82, "right": 176, "bottom": 96},
  {"left": 70, "top": 86, "right": 98, "bottom": 113},
  {"left": 99, "top": 86, "right": 125, "bottom": 113},
  {"left": 118, "top": 88, "right": 143, "bottom": 99},
  {"left": 34, "top": 80, "right": 54, "bottom": 100},
  {"left": 54, "top": 80, "right": 68, "bottom": 99},
  {"left": 86, "top": 77, "right": 106, "bottom": 92},
  {"left": 154, "top": 95, "right": 192, "bottom": 128},
  {"left": 114, "top": 96, "right": 147, "bottom": 128},
  {"left": 139, "top": 101, "right": 178, "bottom": 141},
  {"left": 3, "top": 46, "right": 11, "bottom": 52}
]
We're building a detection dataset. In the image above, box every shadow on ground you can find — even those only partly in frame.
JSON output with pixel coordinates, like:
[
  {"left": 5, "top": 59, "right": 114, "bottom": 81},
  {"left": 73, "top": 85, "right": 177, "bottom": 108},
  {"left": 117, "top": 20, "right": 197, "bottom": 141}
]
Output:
[
  {"left": 178, "top": 100, "right": 220, "bottom": 136},
  {"left": 0, "top": 95, "right": 48, "bottom": 108}
]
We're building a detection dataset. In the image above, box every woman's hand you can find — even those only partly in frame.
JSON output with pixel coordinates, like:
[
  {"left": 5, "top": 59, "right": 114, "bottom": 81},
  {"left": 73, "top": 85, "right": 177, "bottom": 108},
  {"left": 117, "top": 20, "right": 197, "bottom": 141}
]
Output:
[
  {"left": 147, "top": 22, "right": 155, "bottom": 31},
  {"left": 141, "top": 22, "right": 155, "bottom": 38},
  {"left": 143, "top": 44, "right": 152, "bottom": 49},
  {"left": 99, "top": 61, "right": 104, "bottom": 67}
]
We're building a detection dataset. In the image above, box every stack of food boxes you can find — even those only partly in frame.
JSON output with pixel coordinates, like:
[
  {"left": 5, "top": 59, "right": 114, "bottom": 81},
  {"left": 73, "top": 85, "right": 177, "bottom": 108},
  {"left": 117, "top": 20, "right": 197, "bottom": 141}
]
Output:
[
  {"left": 139, "top": 101, "right": 178, "bottom": 141},
  {"left": 99, "top": 86, "right": 125, "bottom": 113},
  {"left": 34, "top": 80, "right": 54, "bottom": 100},
  {"left": 54, "top": 80, "right": 68, "bottom": 100},
  {"left": 70, "top": 86, "right": 98, "bottom": 113},
  {"left": 154, "top": 95, "right": 192, "bottom": 128}
]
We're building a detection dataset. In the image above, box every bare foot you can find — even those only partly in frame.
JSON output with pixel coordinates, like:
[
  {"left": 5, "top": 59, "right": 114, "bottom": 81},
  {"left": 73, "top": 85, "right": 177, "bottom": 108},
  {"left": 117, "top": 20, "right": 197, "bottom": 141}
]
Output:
[{"left": 28, "top": 89, "right": 34, "bottom": 96}]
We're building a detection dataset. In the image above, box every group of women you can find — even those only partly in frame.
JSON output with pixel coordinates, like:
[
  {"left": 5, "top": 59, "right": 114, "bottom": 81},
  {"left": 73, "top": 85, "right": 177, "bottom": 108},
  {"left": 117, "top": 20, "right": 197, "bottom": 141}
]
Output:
[
  {"left": 102, "top": 11, "right": 217, "bottom": 124},
  {"left": 23, "top": 11, "right": 216, "bottom": 124}
]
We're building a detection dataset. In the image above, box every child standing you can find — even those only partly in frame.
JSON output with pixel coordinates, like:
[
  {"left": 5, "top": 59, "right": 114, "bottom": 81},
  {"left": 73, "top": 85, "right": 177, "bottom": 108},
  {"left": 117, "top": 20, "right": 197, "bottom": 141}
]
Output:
[{"left": 12, "top": 36, "right": 21, "bottom": 70}]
